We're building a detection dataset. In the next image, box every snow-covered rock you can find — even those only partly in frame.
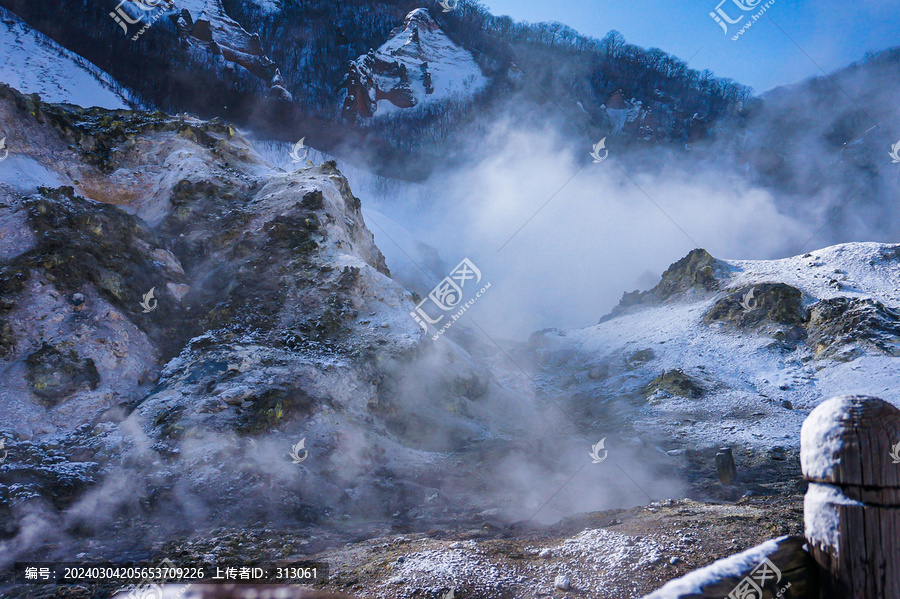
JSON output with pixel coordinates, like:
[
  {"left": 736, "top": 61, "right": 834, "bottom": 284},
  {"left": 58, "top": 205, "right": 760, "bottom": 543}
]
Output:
[
  {"left": 339, "top": 8, "right": 487, "bottom": 118},
  {"left": 0, "top": 87, "right": 534, "bottom": 559}
]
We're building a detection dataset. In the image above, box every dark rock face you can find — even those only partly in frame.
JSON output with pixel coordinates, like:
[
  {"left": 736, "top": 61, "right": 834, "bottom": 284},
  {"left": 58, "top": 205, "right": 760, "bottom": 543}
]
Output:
[
  {"left": 643, "top": 369, "right": 703, "bottom": 399},
  {"left": 652, "top": 249, "right": 721, "bottom": 300},
  {"left": 24, "top": 342, "right": 100, "bottom": 403},
  {"left": 3, "top": 186, "right": 193, "bottom": 357},
  {"left": 341, "top": 55, "right": 418, "bottom": 118},
  {"left": 176, "top": 0, "right": 276, "bottom": 82},
  {"left": 705, "top": 285, "right": 900, "bottom": 360},
  {"left": 704, "top": 283, "right": 810, "bottom": 347},
  {"left": 601, "top": 248, "right": 722, "bottom": 322},
  {"left": 806, "top": 297, "right": 900, "bottom": 360},
  {"left": 0, "top": 318, "right": 14, "bottom": 356}
]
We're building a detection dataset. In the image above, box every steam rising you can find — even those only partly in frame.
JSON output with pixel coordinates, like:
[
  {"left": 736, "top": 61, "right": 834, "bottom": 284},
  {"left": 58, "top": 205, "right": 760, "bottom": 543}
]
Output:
[
  {"left": 4, "top": 49, "right": 899, "bottom": 576},
  {"left": 360, "top": 118, "right": 815, "bottom": 339}
]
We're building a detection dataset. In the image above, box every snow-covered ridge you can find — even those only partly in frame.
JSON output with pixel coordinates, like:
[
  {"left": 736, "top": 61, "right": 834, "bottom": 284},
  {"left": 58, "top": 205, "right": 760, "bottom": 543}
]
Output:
[
  {"left": 528, "top": 242, "right": 900, "bottom": 456},
  {"left": 340, "top": 7, "right": 487, "bottom": 118},
  {"left": 721, "top": 242, "right": 900, "bottom": 309}
]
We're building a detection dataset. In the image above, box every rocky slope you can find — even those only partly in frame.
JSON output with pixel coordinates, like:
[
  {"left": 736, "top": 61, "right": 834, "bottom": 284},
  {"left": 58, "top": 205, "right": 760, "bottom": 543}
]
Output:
[
  {"left": 0, "top": 83, "right": 550, "bottom": 573},
  {"left": 172, "top": 0, "right": 280, "bottom": 88},
  {"left": 523, "top": 242, "right": 900, "bottom": 496},
  {"left": 1, "top": 84, "right": 899, "bottom": 599},
  {"left": 0, "top": 86, "right": 688, "bottom": 599}
]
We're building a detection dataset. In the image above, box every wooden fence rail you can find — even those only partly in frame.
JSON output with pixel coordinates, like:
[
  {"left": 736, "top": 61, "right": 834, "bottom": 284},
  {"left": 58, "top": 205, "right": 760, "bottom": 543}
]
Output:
[{"left": 641, "top": 394, "right": 900, "bottom": 599}]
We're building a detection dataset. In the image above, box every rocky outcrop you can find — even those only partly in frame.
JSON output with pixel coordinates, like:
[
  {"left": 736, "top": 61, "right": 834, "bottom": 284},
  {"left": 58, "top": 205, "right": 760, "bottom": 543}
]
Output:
[
  {"left": 705, "top": 283, "right": 808, "bottom": 329},
  {"left": 339, "top": 8, "right": 486, "bottom": 119},
  {"left": 172, "top": 0, "right": 277, "bottom": 83},
  {"left": 643, "top": 369, "right": 703, "bottom": 400},
  {"left": 806, "top": 297, "right": 900, "bottom": 360},
  {"left": 601, "top": 248, "right": 722, "bottom": 322},
  {"left": 704, "top": 282, "right": 809, "bottom": 346},
  {"left": 0, "top": 84, "right": 516, "bottom": 556}
]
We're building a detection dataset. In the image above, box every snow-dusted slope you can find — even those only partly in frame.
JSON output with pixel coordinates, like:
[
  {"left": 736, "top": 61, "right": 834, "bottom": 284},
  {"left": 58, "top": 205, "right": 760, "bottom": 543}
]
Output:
[
  {"left": 340, "top": 8, "right": 487, "bottom": 118},
  {"left": 531, "top": 243, "right": 900, "bottom": 454},
  {"left": 0, "top": 7, "right": 130, "bottom": 108},
  {"left": 724, "top": 243, "right": 900, "bottom": 308}
]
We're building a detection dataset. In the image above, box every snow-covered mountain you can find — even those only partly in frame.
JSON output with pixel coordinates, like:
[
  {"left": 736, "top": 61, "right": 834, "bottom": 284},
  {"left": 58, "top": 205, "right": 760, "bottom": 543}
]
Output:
[
  {"left": 0, "top": 7, "right": 130, "bottom": 109},
  {"left": 339, "top": 8, "right": 487, "bottom": 119}
]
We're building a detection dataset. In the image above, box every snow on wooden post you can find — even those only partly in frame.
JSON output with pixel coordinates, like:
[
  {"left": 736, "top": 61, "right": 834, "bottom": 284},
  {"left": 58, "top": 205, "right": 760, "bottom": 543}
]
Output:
[{"left": 801, "top": 394, "right": 900, "bottom": 599}]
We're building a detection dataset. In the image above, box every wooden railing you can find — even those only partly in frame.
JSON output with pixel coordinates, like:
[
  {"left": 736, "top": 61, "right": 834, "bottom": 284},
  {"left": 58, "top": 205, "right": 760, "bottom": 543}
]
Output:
[{"left": 640, "top": 395, "right": 900, "bottom": 599}]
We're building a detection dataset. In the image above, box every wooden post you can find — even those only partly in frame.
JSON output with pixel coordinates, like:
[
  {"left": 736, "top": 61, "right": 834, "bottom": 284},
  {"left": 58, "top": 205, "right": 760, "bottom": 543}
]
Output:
[
  {"left": 801, "top": 394, "right": 900, "bottom": 599},
  {"left": 716, "top": 446, "right": 737, "bottom": 484}
]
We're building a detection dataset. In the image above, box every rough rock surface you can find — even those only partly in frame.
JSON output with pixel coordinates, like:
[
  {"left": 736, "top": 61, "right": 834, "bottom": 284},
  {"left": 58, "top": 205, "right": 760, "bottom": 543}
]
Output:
[
  {"left": 0, "top": 83, "right": 529, "bottom": 569},
  {"left": 173, "top": 0, "right": 277, "bottom": 82}
]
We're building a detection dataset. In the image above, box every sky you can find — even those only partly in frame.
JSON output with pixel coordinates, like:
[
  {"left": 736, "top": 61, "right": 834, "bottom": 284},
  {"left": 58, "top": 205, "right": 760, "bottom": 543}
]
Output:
[{"left": 481, "top": 0, "right": 900, "bottom": 93}]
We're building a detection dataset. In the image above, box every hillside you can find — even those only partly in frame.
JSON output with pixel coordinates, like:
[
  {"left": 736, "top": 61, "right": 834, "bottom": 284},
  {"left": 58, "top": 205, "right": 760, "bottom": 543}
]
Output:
[
  {"left": 0, "top": 4, "right": 899, "bottom": 598},
  {"left": 526, "top": 243, "right": 900, "bottom": 480},
  {"left": 0, "top": 7, "right": 131, "bottom": 109},
  {"left": 0, "top": 0, "right": 750, "bottom": 177}
]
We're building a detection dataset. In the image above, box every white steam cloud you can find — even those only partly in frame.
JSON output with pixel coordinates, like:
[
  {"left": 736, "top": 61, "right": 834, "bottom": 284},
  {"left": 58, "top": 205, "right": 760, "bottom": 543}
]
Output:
[{"left": 364, "top": 119, "right": 815, "bottom": 340}]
